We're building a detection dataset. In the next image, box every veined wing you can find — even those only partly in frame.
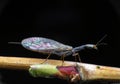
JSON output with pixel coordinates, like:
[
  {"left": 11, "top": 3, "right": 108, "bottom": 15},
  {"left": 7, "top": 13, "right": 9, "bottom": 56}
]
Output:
[{"left": 21, "top": 37, "right": 73, "bottom": 54}]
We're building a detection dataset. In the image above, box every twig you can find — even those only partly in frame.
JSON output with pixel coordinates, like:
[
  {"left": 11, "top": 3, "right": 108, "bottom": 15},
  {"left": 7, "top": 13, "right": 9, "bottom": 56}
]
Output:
[{"left": 0, "top": 56, "right": 120, "bottom": 82}]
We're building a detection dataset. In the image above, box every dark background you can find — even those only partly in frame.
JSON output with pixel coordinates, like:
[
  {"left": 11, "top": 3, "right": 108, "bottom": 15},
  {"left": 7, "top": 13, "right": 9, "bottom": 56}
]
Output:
[{"left": 0, "top": 0, "right": 120, "bottom": 84}]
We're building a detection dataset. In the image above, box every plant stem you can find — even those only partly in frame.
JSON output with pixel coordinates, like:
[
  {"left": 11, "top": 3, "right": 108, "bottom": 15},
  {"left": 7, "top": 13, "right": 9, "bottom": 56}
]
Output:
[{"left": 0, "top": 56, "right": 120, "bottom": 81}]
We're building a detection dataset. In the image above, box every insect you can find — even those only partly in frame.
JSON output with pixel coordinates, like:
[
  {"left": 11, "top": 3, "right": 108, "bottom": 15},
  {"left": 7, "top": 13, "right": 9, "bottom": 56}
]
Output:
[{"left": 8, "top": 35, "right": 107, "bottom": 65}]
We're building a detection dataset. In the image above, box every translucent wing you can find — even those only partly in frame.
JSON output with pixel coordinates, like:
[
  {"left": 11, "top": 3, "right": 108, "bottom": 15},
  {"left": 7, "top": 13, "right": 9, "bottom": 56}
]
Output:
[{"left": 21, "top": 37, "right": 73, "bottom": 55}]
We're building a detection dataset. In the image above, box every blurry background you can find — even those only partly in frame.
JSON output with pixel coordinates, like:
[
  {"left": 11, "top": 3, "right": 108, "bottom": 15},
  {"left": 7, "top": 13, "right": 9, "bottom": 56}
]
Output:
[{"left": 0, "top": 0, "right": 120, "bottom": 84}]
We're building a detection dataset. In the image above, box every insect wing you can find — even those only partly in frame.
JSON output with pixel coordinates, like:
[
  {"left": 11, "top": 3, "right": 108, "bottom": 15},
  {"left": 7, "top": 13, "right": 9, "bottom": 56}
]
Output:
[{"left": 21, "top": 37, "right": 73, "bottom": 54}]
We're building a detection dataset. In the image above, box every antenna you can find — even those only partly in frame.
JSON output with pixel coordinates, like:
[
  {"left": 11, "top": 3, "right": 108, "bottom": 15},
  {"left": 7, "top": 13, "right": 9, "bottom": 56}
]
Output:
[
  {"left": 95, "top": 34, "right": 107, "bottom": 46},
  {"left": 8, "top": 42, "right": 21, "bottom": 45}
]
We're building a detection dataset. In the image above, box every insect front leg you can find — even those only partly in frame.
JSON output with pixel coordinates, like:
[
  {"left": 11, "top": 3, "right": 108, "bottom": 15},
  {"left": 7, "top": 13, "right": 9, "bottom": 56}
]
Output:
[{"left": 72, "top": 52, "right": 82, "bottom": 64}]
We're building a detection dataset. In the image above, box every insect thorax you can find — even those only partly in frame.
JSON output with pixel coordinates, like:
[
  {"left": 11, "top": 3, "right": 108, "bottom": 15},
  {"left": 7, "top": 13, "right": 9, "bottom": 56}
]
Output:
[{"left": 53, "top": 50, "right": 73, "bottom": 56}]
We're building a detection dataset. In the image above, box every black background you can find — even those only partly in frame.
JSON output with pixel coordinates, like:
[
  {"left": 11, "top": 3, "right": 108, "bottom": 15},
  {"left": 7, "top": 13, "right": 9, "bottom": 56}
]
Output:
[{"left": 0, "top": 0, "right": 120, "bottom": 84}]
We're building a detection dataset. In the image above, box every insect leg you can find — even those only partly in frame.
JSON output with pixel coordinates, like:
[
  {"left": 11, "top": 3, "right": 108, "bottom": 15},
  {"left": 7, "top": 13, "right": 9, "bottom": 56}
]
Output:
[
  {"left": 73, "top": 53, "right": 82, "bottom": 64},
  {"left": 76, "top": 53, "right": 82, "bottom": 62},
  {"left": 61, "top": 53, "right": 66, "bottom": 66},
  {"left": 41, "top": 53, "right": 52, "bottom": 64},
  {"left": 61, "top": 51, "right": 72, "bottom": 66}
]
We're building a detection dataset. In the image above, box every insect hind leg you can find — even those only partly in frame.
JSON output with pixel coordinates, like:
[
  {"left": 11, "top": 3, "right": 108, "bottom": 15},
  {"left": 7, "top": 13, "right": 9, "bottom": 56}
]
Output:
[{"left": 41, "top": 53, "right": 52, "bottom": 64}]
